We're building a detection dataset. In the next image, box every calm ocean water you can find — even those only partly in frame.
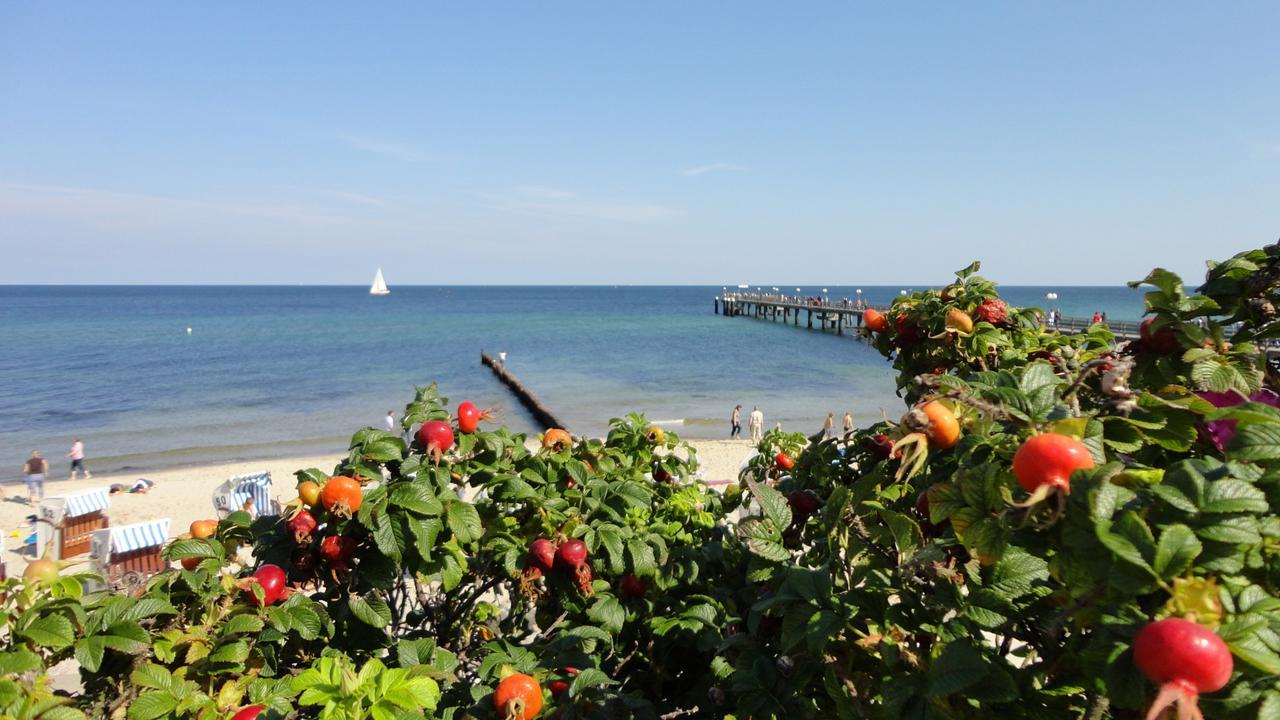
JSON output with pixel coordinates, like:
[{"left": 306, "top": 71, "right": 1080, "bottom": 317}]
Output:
[{"left": 0, "top": 284, "right": 1144, "bottom": 481}]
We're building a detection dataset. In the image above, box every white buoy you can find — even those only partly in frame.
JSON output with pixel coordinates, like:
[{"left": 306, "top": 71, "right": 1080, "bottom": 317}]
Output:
[{"left": 186, "top": 327, "right": 192, "bottom": 335}]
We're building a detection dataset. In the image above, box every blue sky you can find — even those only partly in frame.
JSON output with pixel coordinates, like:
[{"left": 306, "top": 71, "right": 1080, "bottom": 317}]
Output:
[{"left": 1, "top": 3, "right": 1277, "bottom": 285}]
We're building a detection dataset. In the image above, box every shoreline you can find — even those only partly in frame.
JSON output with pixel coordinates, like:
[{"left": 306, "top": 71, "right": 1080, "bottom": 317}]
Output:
[{"left": 0, "top": 439, "right": 758, "bottom": 575}]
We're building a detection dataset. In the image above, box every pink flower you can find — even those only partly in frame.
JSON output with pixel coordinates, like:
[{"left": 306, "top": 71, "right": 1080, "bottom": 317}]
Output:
[{"left": 1199, "top": 389, "right": 1280, "bottom": 451}]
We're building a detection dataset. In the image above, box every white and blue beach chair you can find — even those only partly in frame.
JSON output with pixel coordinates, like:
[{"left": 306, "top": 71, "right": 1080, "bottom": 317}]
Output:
[{"left": 212, "top": 471, "right": 279, "bottom": 519}]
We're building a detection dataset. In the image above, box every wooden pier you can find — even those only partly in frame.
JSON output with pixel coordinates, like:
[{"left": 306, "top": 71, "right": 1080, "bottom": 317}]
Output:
[
  {"left": 714, "top": 292, "right": 1146, "bottom": 340},
  {"left": 481, "top": 352, "right": 569, "bottom": 430}
]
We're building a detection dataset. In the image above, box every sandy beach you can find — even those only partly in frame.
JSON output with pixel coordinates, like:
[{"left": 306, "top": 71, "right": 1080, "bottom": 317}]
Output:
[{"left": 1, "top": 439, "right": 757, "bottom": 576}]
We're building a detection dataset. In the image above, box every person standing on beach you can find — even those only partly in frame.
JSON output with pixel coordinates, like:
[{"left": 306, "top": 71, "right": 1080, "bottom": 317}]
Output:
[
  {"left": 823, "top": 413, "right": 835, "bottom": 439},
  {"left": 385, "top": 411, "right": 396, "bottom": 433},
  {"left": 730, "top": 404, "right": 742, "bottom": 439},
  {"left": 22, "top": 451, "right": 48, "bottom": 505},
  {"left": 748, "top": 406, "right": 764, "bottom": 444},
  {"left": 67, "top": 438, "right": 91, "bottom": 481},
  {"left": 842, "top": 411, "right": 854, "bottom": 435},
  {"left": 1092, "top": 311, "right": 1101, "bottom": 324}
]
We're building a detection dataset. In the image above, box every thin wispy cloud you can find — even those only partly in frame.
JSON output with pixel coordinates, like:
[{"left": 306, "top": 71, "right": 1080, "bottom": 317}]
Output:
[
  {"left": 513, "top": 185, "right": 578, "bottom": 200},
  {"left": 680, "top": 162, "right": 744, "bottom": 177},
  {"left": 341, "top": 135, "right": 437, "bottom": 163},
  {"left": 475, "top": 185, "right": 679, "bottom": 223},
  {"left": 311, "top": 189, "right": 393, "bottom": 208},
  {"left": 1255, "top": 143, "right": 1280, "bottom": 158},
  {"left": 0, "top": 182, "right": 353, "bottom": 226}
]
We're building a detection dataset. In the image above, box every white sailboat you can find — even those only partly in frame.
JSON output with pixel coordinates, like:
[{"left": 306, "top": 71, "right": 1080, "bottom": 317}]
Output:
[{"left": 369, "top": 268, "right": 390, "bottom": 295}]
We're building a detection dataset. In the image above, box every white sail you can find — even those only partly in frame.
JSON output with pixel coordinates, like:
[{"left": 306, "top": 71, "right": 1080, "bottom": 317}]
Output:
[{"left": 370, "top": 268, "right": 390, "bottom": 295}]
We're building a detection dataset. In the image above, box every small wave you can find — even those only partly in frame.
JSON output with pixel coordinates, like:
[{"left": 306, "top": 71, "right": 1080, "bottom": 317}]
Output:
[
  {"left": 679, "top": 417, "right": 726, "bottom": 427},
  {"left": 647, "top": 418, "right": 685, "bottom": 426}
]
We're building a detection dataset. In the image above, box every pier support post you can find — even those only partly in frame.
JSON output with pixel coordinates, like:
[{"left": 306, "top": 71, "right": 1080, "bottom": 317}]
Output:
[{"left": 807, "top": 310, "right": 812, "bottom": 328}]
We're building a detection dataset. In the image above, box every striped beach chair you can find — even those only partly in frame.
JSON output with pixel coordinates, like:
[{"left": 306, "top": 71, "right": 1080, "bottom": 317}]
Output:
[
  {"left": 90, "top": 518, "right": 171, "bottom": 592},
  {"left": 37, "top": 487, "right": 111, "bottom": 559},
  {"left": 212, "top": 471, "right": 278, "bottom": 519}
]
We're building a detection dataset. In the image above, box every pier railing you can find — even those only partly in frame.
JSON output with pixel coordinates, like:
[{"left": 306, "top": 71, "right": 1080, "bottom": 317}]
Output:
[{"left": 714, "top": 292, "right": 1143, "bottom": 339}]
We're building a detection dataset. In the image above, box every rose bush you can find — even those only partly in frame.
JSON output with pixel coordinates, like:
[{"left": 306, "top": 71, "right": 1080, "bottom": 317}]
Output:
[{"left": 2, "top": 244, "right": 1278, "bottom": 719}]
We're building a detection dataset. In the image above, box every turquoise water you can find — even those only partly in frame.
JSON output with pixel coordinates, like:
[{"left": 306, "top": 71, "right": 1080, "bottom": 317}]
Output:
[{"left": 0, "top": 284, "right": 1144, "bottom": 481}]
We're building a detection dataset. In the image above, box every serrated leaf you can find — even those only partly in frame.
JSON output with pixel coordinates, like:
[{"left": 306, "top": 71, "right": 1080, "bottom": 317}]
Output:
[
  {"left": 927, "top": 641, "right": 987, "bottom": 696},
  {"left": 568, "top": 667, "right": 614, "bottom": 698},
  {"left": 350, "top": 594, "right": 393, "bottom": 629},
  {"left": 74, "top": 637, "right": 106, "bottom": 673},
  {"left": 0, "top": 648, "right": 42, "bottom": 675},
  {"left": 747, "top": 478, "right": 792, "bottom": 532},
  {"left": 1201, "top": 479, "right": 1269, "bottom": 514},
  {"left": 390, "top": 482, "right": 443, "bottom": 515},
  {"left": 127, "top": 692, "right": 178, "bottom": 720},
  {"left": 130, "top": 663, "right": 174, "bottom": 690},
  {"left": 208, "top": 640, "right": 249, "bottom": 664},
  {"left": 627, "top": 538, "right": 657, "bottom": 577},
  {"left": 20, "top": 614, "right": 74, "bottom": 649},
  {"left": 446, "top": 502, "right": 483, "bottom": 544},
  {"left": 1153, "top": 524, "right": 1201, "bottom": 580},
  {"left": 221, "top": 614, "right": 265, "bottom": 636},
  {"left": 587, "top": 596, "right": 625, "bottom": 635},
  {"left": 371, "top": 510, "right": 403, "bottom": 561}
]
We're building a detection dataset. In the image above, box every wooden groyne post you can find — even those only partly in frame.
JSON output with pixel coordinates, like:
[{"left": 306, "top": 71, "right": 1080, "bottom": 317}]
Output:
[{"left": 480, "top": 352, "right": 569, "bottom": 430}]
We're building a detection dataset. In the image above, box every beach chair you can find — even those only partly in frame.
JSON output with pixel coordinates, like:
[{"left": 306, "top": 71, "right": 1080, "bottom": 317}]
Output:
[
  {"left": 89, "top": 518, "right": 171, "bottom": 592},
  {"left": 37, "top": 487, "right": 111, "bottom": 560},
  {"left": 212, "top": 471, "right": 278, "bottom": 519}
]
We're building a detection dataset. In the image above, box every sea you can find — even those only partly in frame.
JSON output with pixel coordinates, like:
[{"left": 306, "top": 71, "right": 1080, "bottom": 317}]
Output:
[{"left": 0, "top": 284, "right": 1145, "bottom": 482}]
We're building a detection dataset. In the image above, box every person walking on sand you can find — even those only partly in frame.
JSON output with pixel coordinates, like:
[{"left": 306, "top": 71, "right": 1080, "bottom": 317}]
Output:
[
  {"left": 748, "top": 406, "right": 764, "bottom": 444},
  {"left": 22, "top": 451, "right": 48, "bottom": 505},
  {"left": 823, "top": 413, "right": 835, "bottom": 439},
  {"left": 67, "top": 438, "right": 91, "bottom": 481},
  {"left": 385, "top": 411, "right": 396, "bottom": 433},
  {"left": 843, "top": 411, "right": 854, "bottom": 435},
  {"left": 730, "top": 404, "right": 742, "bottom": 439}
]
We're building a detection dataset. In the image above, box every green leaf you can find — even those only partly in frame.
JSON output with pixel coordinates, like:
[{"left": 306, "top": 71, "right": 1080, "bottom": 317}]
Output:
[
  {"left": 747, "top": 478, "right": 793, "bottom": 532},
  {"left": 0, "top": 649, "right": 42, "bottom": 675},
  {"left": 1229, "top": 421, "right": 1280, "bottom": 461},
  {"left": 446, "top": 501, "right": 483, "bottom": 545},
  {"left": 350, "top": 594, "right": 393, "bottom": 629},
  {"left": 627, "top": 538, "right": 657, "bottom": 577},
  {"left": 596, "top": 525, "right": 626, "bottom": 575},
  {"left": 1201, "top": 479, "right": 1269, "bottom": 514},
  {"left": 1096, "top": 513, "right": 1156, "bottom": 577},
  {"left": 287, "top": 604, "right": 323, "bottom": 641},
  {"left": 221, "top": 614, "right": 265, "bottom": 636},
  {"left": 568, "top": 668, "right": 614, "bottom": 699},
  {"left": 587, "top": 596, "right": 625, "bottom": 635},
  {"left": 390, "top": 482, "right": 443, "bottom": 515},
  {"left": 1227, "top": 634, "right": 1280, "bottom": 675},
  {"left": 879, "top": 509, "right": 922, "bottom": 560},
  {"left": 371, "top": 510, "right": 403, "bottom": 561},
  {"left": 208, "top": 640, "right": 250, "bottom": 665},
  {"left": 409, "top": 517, "right": 442, "bottom": 562},
  {"left": 74, "top": 637, "right": 106, "bottom": 673},
  {"left": 927, "top": 641, "right": 987, "bottom": 696},
  {"left": 987, "top": 548, "right": 1049, "bottom": 599},
  {"left": 19, "top": 614, "right": 75, "bottom": 649},
  {"left": 130, "top": 664, "right": 174, "bottom": 691},
  {"left": 127, "top": 692, "right": 178, "bottom": 720},
  {"left": 1152, "top": 524, "right": 1201, "bottom": 580},
  {"left": 165, "top": 538, "right": 219, "bottom": 559}
]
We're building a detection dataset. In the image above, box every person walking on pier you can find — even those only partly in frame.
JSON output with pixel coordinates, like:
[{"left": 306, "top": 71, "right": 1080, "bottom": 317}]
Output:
[
  {"left": 730, "top": 404, "right": 743, "bottom": 439},
  {"left": 748, "top": 406, "right": 764, "bottom": 444}
]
